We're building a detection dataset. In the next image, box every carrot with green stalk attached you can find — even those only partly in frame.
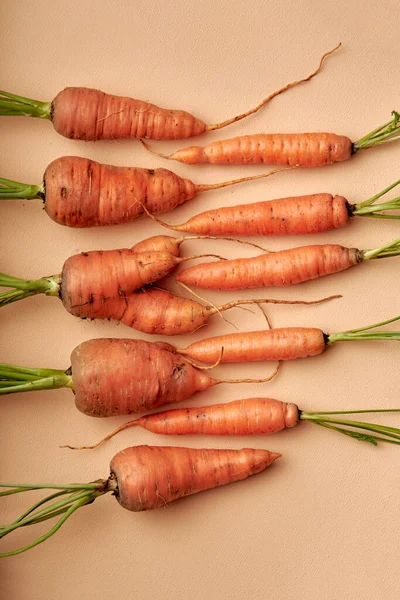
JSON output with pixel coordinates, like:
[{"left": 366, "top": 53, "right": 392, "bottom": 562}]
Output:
[
  {"left": 176, "top": 314, "right": 400, "bottom": 365},
  {"left": 0, "top": 445, "right": 281, "bottom": 557},
  {"left": 177, "top": 237, "right": 400, "bottom": 290},
  {"left": 142, "top": 110, "right": 400, "bottom": 166},
  {"left": 0, "top": 156, "right": 290, "bottom": 227},
  {"left": 67, "top": 398, "right": 400, "bottom": 450},
  {"left": 145, "top": 178, "right": 400, "bottom": 237},
  {"left": 0, "top": 45, "right": 339, "bottom": 141}
]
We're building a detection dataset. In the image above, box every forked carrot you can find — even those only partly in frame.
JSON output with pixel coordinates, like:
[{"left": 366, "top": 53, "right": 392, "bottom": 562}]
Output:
[
  {"left": 0, "top": 156, "right": 290, "bottom": 227},
  {"left": 148, "top": 178, "right": 400, "bottom": 236},
  {"left": 0, "top": 445, "right": 281, "bottom": 556},
  {"left": 0, "top": 45, "right": 339, "bottom": 141},
  {"left": 176, "top": 314, "right": 400, "bottom": 364},
  {"left": 177, "top": 237, "right": 400, "bottom": 290},
  {"left": 68, "top": 398, "right": 400, "bottom": 450},
  {"left": 0, "top": 338, "right": 280, "bottom": 416},
  {"left": 142, "top": 110, "right": 400, "bottom": 166}
]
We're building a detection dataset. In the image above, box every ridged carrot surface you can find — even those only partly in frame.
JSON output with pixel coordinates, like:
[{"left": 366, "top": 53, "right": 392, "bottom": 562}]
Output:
[
  {"left": 71, "top": 339, "right": 215, "bottom": 417},
  {"left": 111, "top": 445, "right": 281, "bottom": 511},
  {"left": 178, "top": 328, "right": 327, "bottom": 364},
  {"left": 177, "top": 244, "right": 362, "bottom": 290}
]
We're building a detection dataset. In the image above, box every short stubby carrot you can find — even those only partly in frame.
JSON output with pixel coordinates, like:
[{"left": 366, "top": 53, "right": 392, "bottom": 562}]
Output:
[
  {"left": 0, "top": 45, "right": 339, "bottom": 141},
  {"left": 177, "top": 237, "right": 400, "bottom": 290},
  {"left": 156, "top": 177, "right": 400, "bottom": 236},
  {"left": 0, "top": 445, "right": 281, "bottom": 557},
  {"left": 176, "top": 314, "right": 400, "bottom": 365},
  {"left": 144, "top": 110, "right": 400, "bottom": 166},
  {"left": 70, "top": 399, "right": 400, "bottom": 451},
  {"left": 0, "top": 156, "right": 288, "bottom": 227}
]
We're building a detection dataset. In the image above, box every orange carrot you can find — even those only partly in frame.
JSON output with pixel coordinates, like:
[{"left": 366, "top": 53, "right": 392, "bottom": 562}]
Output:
[
  {"left": 177, "top": 237, "right": 400, "bottom": 290},
  {"left": 0, "top": 445, "right": 281, "bottom": 556},
  {"left": 143, "top": 111, "right": 400, "bottom": 166},
  {"left": 0, "top": 45, "right": 339, "bottom": 141},
  {"left": 66, "top": 399, "right": 400, "bottom": 451},
  {"left": 0, "top": 338, "right": 280, "bottom": 416},
  {"left": 0, "top": 156, "right": 288, "bottom": 227},
  {"left": 177, "top": 314, "right": 400, "bottom": 365}
]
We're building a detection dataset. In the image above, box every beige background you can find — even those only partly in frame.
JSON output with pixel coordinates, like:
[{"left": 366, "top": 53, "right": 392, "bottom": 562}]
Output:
[{"left": 1, "top": 1, "right": 400, "bottom": 599}]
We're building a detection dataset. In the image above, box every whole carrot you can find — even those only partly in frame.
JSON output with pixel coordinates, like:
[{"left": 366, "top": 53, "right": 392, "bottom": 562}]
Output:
[
  {"left": 176, "top": 314, "right": 400, "bottom": 364},
  {"left": 177, "top": 237, "right": 400, "bottom": 290},
  {"left": 143, "top": 110, "right": 400, "bottom": 166},
  {"left": 0, "top": 338, "right": 279, "bottom": 416},
  {"left": 151, "top": 178, "right": 400, "bottom": 236},
  {"left": 0, "top": 445, "right": 281, "bottom": 556},
  {"left": 0, "top": 156, "right": 286, "bottom": 227},
  {"left": 0, "top": 45, "right": 338, "bottom": 141},
  {"left": 68, "top": 398, "right": 400, "bottom": 450}
]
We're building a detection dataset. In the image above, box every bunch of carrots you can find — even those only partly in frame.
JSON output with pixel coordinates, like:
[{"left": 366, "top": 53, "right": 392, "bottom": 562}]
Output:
[{"left": 2, "top": 43, "right": 400, "bottom": 558}]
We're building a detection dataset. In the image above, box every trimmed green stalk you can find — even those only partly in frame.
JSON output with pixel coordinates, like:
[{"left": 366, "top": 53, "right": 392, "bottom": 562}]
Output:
[
  {"left": 0, "top": 176, "right": 44, "bottom": 200},
  {"left": 0, "top": 363, "right": 73, "bottom": 394},
  {"left": 353, "top": 110, "right": 400, "bottom": 150},
  {"left": 0, "top": 90, "right": 51, "bottom": 119},
  {"left": 0, "top": 273, "right": 61, "bottom": 307}
]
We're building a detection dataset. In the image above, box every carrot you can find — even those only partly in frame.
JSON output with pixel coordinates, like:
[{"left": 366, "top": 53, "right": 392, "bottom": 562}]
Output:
[
  {"left": 0, "top": 445, "right": 281, "bottom": 556},
  {"left": 176, "top": 314, "right": 400, "bottom": 364},
  {"left": 0, "top": 338, "right": 280, "bottom": 416},
  {"left": 0, "top": 45, "right": 339, "bottom": 141},
  {"left": 143, "top": 110, "right": 400, "bottom": 166},
  {"left": 69, "top": 398, "right": 400, "bottom": 450},
  {"left": 177, "top": 237, "right": 400, "bottom": 290},
  {"left": 0, "top": 156, "right": 288, "bottom": 227},
  {"left": 150, "top": 178, "right": 400, "bottom": 237}
]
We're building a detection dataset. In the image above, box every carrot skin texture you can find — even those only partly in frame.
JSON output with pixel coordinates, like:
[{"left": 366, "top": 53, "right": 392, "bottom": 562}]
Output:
[
  {"left": 177, "top": 244, "right": 361, "bottom": 290},
  {"left": 120, "top": 287, "right": 213, "bottom": 335},
  {"left": 61, "top": 250, "right": 180, "bottom": 318},
  {"left": 51, "top": 88, "right": 206, "bottom": 141},
  {"left": 71, "top": 339, "right": 215, "bottom": 417},
  {"left": 131, "top": 235, "right": 182, "bottom": 256},
  {"left": 134, "top": 398, "right": 299, "bottom": 436},
  {"left": 169, "top": 133, "right": 353, "bottom": 166},
  {"left": 179, "top": 328, "right": 326, "bottom": 364},
  {"left": 110, "top": 445, "right": 281, "bottom": 511},
  {"left": 176, "top": 194, "right": 350, "bottom": 236},
  {"left": 44, "top": 156, "right": 196, "bottom": 227}
]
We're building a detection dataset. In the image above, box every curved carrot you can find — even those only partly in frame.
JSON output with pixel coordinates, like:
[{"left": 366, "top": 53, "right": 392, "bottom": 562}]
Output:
[
  {"left": 0, "top": 45, "right": 339, "bottom": 141},
  {"left": 143, "top": 111, "right": 400, "bottom": 166},
  {"left": 177, "top": 238, "right": 400, "bottom": 290},
  {"left": 0, "top": 445, "right": 281, "bottom": 556}
]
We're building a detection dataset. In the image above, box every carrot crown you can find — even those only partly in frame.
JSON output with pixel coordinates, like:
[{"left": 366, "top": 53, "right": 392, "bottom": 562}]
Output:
[
  {"left": 0, "top": 478, "right": 116, "bottom": 557},
  {"left": 0, "top": 89, "right": 51, "bottom": 119},
  {"left": 0, "top": 175, "right": 43, "bottom": 200},
  {"left": 354, "top": 110, "right": 400, "bottom": 151},
  {"left": 353, "top": 177, "right": 400, "bottom": 219}
]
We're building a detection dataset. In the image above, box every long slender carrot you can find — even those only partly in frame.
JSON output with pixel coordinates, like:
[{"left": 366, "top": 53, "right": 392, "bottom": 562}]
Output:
[
  {"left": 0, "top": 338, "right": 280, "bottom": 416},
  {"left": 177, "top": 237, "right": 400, "bottom": 290},
  {"left": 0, "top": 445, "right": 281, "bottom": 557},
  {"left": 68, "top": 399, "right": 400, "bottom": 450},
  {"left": 0, "top": 156, "right": 288, "bottom": 227},
  {"left": 0, "top": 45, "right": 339, "bottom": 141},
  {"left": 177, "top": 314, "right": 400, "bottom": 364},
  {"left": 143, "top": 110, "right": 400, "bottom": 166},
  {"left": 149, "top": 178, "right": 400, "bottom": 237}
]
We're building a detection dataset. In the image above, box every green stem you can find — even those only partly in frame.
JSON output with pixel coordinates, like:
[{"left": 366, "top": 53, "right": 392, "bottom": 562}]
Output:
[
  {"left": 0, "top": 90, "right": 51, "bottom": 119},
  {"left": 0, "top": 272, "right": 61, "bottom": 308},
  {"left": 0, "top": 363, "right": 73, "bottom": 394},
  {"left": 354, "top": 111, "right": 400, "bottom": 150},
  {"left": 0, "top": 479, "right": 116, "bottom": 557},
  {"left": 328, "top": 314, "right": 400, "bottom": 344},
  {"left": 0, "top": 176, "right": 44, "bottom": 200},
  {"left": 361, "top": 237, "right": 400, "bottom": 261}
]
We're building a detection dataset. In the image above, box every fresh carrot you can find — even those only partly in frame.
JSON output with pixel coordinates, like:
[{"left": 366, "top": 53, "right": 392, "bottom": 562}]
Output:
[
  {"left": 0, "top": 156, "right": 288, "bottom": 227},
  {"left": 177, "top": 237, "right": 400, "bottom": 290},
  {"left": 0, "top": 338, "right": 280, "bottom": 416},
  {"left": 0, "top": 45, "right": 339, "bottom": 141},
  {"left": 0, "top": 445, "right": 281, "bottom": 556},
  {"left": 176, "top": 314, "right": 400, "bottom": 364},
  {"left": 143, "top": 110, "right": 400, "bottom": 166},
  {"left": 150, "top": 178, "right": 400, "bottom": 237},
  {"left": 68, "top": 398, "right": 400, "bottom": 450}
]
